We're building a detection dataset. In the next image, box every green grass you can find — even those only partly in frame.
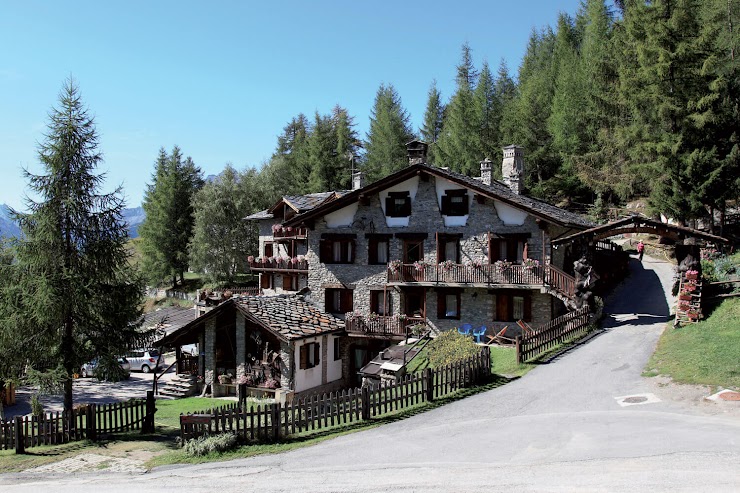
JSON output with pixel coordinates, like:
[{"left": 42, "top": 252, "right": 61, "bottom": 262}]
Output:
[
  {"left": 154, "top": 397, "right": 243, "bottom": 429},
  {"left": 405, "top": 344, "right": 534, "bottom": 378},
  {"left": 646, "top": 298, "right": 740, "bottom": 389}
]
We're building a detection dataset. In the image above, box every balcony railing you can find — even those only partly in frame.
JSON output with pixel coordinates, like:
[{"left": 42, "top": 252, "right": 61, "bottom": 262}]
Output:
[
  {"left": 271, "top": 226, "right": 308, "bottom": 240},
  {"left": 248, "top": 257, "right": 308, "bottom": 272},
  {"left": 345, "top": 314, "right": 426, "bottom": 338},
  {"left": 387, "top": 263, "right": 545, "bottom": 286}
]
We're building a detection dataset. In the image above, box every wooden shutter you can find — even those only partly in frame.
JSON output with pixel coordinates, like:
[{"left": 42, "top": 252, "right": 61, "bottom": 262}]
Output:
[
  {"left": 368, "top": 238, "right": 377, "bottom": 264},
  {"left": 523, "top": 293, "right": 532, "bottom": 322},
  {"left": 319, "top": 239, "right": 332, "bottom": 263},
  {"left": 401, "top": 196, "right": 412, "bottom": 216},
  {"left": 260, "top": 274, "right": 270, "bottom": 289},
  {"left": 350, "top": 240, "right": 356, "bottom": 263},
  {"left": 436, "top": 232, "right": 443, "bottom": 263},
  {"left": 264, "top": 242, "right": 273, "bottom": 258},
  {"left": 496, "top": 293, "right": 509, "bottom": 321},
  {"left": 489, "top": 239, "right": 501, "bottom": 263},
  {"left": 314, "top": 342, "right": 320, "bottom": 366},
  {"left": 385, "top": 196, "right": 395, "bottom": 217},
  {"left": 325, "top": 290, "right": 334, "bottom": 313},
  {"left": 282, "top": 275, "right": 292, "bottom": 290},
  {"left": 440, "top": 195, "right": 450, "bottom": 215},
  {"left": 437, "top": 291, "right": 446, "bottom": 319},
  {"left": 341, "top": 289, "right": 354, "bottom": 313},
  {"left": 299, "top": 345, "right": 307, "bottom": 369},
  {"left": 507, "top": 240, "right": 518, "bottom": 263}
]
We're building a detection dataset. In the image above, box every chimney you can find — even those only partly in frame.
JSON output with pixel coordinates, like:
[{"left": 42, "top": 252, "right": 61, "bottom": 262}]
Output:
[
  {"left": 480, "top": 157, "right": 493, "bottom": 186},
  {"left": 502, "top": 145, "right": 525, "bottom": 194},
  {"left": 352, "top": 171, "right": 365, "bottom": 190},
  {"left": 406, "top": 140, "right": 428, "bottom": 165}
]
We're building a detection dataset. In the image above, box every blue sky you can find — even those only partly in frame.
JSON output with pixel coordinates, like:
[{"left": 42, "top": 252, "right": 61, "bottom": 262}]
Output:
[{"left": 1, "top": 0, "right": 594, "bottom": 210}]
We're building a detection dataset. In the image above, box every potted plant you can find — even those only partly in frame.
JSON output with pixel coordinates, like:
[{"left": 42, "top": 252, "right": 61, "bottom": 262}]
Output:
[
  {"left": 685, "top": 269, "right": 699, "bottom": 281},
  {"left": 522, "top": 258, "right": 540, "bottom": 271},
  {"left": 388, "top": 260, "right": 403, "bottom": 274},
  {"left": 218, "top": 373, "right": 233, "bottom": 385},
  {"left": 439, "top": 259, "right": 455, "bottom": 271},
  {"left": 678, "top": 292, "right": 692, "bottom": 301}
]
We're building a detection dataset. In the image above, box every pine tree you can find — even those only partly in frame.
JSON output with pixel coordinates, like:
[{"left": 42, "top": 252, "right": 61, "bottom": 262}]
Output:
[
  {"left": 4, "top": 79, "right": 142, "bottom": 413},
  {"left": 365, "top": 84, "right": 415, "bottom": 181},
  {"left": 420, "top": 80, "right": 444, "bottom": 164},
  {"left": 474, "top": 61, "right": 499, "bottom": 162},
  {"left": 493, "top": 60, "right": 517, "bottom": 157},
  {"left": 275, "top": 114, "right": 310, "bottom": 195},
  {"left": 437, "top": 43, "right": 480, "bottom": 175}
]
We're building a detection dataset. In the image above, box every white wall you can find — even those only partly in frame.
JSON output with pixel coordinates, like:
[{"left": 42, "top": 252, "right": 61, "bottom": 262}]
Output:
[
  {"left": 327, "top": 336, "right": 342, "bottom": 383},
  {"left": 294, "top": 337, "right": 322, "bottom": 392},
  {"left": 325, "top": 203, "right": 359, "bottom": 228},
  {"left": 434, "top": 176, "right": 474, "bottom": 227},
  {"left": 493, "top": 199, "right": 529, "bottom": 226},
  {"left": 378, "top": 176, "right": 420, "bottom": 227}
]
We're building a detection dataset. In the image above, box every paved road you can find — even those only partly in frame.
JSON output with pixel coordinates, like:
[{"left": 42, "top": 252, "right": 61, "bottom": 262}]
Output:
[{"left": 2, "top": 256, "right": 739, "bottom": 492}]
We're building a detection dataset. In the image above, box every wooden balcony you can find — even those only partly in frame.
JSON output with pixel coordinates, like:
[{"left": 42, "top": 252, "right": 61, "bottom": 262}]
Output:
[
  {"left": 344, "top": 314, "right": 426, "bottom": 338},
  {"left": 272, "top": 226, "right": 308, "bottom": 240},
  {"left": 248, "top": 258, "right": 308, "bottom": 273}
]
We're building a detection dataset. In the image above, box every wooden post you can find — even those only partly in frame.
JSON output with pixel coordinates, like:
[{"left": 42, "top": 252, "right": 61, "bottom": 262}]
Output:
[
  {"left": 14, "top": 416, "right": 24, "bottom": 454},
  {"left": 515, "top": 336, "right": 522, "bottom": 364},
  {"left": 271, "top": 403, "right": 280, "bottom": 441},
  {"left": 86, "top": 404, "right": 97, "bottom": 441},
  {"left": 361, "top": 386, "right": 370, "bottom": 421},
  {"left": 142, "top": 391, "right": 155, "bottom": 434},
  {"left": 238, "top": 384, "right": 246, "bottom": 408},
  {"left": 424, "top": 368, "right": 434, "bottom": 402}
]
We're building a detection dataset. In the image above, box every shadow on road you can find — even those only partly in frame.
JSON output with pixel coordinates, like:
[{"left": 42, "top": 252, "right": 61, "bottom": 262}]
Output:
[{"left": 601, "top": 258, "right": 670, "bottom": 329}]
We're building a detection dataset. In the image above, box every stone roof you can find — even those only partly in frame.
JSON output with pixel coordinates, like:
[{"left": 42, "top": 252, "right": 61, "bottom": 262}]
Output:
[
  {"left": 142, "top": 306, "right": 195, "bottom": 336},
  {"left": 244, "top": 191, "right": 349, "bottom": 221},
  {"left": 244, "top": 209, "right": 273, "bottom": 220},
  {"left": 235, "top": 294, "right": 344, "bottom": 340}
]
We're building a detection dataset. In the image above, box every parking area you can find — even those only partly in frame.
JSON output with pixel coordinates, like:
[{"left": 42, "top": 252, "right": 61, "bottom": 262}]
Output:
[{"left": 3, "top": 355, "right": 177, "bottom": 420}]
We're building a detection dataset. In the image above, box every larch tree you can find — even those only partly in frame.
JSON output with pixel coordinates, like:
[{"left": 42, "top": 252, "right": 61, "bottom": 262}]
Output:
[
  {"left": 364, "top": 83, "right": 415, "bottom": 181},
  {"left": 5, "top": 79, "right": 142, "bottom": 414},
  {"left": 474, "top": 61, "right": 499, "bottom": 163}
]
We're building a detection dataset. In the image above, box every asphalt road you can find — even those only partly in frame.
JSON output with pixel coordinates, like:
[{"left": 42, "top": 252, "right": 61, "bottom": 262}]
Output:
[{"left": 2, "top": 256, "right": 739, "bottom": 492}]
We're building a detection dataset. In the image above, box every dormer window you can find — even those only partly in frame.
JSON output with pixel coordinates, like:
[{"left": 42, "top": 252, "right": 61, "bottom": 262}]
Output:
[
  {"left": 386, "top": 191, "right": 411, "bottom": 217},
  {"left": 441, "top": 189, "right": 469, "bottom": 216}
]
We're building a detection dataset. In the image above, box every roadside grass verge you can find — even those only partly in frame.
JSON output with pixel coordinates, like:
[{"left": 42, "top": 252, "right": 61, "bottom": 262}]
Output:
[{"left": 646, "top": 298, "right": 740, "bottom": 389}]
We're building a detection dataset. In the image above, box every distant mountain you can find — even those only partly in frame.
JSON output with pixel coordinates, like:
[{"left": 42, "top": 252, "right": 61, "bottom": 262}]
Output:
[
  {"left": 122, "top": 206, "right": 146, "bottom": 238},
  {"left": 0, "top": 204, "right": 21, "bottom": 239}
]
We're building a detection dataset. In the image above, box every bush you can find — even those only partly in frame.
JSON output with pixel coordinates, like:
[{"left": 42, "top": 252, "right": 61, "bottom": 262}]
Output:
[
  {"left": 30, "top": 394, "right": 44, "bottom": 417},
  {"left": 426, "top": 330, "right": 480, "bottom": 369},
  {"left": 184, "top": 432, "right": 238, "bottom": 457}
]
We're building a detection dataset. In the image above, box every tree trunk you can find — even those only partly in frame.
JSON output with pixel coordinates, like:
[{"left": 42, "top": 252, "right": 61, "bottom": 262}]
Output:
[{"left": 63, "top": 316, "right": 74, "bottom": 415}]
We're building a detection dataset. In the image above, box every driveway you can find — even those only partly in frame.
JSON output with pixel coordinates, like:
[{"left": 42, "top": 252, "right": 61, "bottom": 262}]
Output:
[{"left": 2, "top": 256, "right": 739, "bottom": 491}]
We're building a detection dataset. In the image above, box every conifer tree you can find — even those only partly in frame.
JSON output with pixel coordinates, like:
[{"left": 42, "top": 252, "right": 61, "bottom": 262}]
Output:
[
  {"left": 275, "top": 114, "right": 310, "bottom": 195},
  {"left": 474, "top": 61, "right": 499, "bottom": 162},
  {"left": 365, "top": 84, "right": 415, "bottom": 181},
  {"left": 493, "top": 60, "right": 517, "bottom": 157},
  {"left": 4, "top": 79, "right": 142, "bottom": 413},
  {"left": 420, "top": 80, "right": 444, "bottom": 164}
]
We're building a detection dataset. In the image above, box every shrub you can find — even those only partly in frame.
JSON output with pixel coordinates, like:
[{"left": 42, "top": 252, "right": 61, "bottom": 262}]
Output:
[
  {"left": 31, "top": 394, "right": 44, "bottom": 417},
  {"left": 426, "top": 330, "right": 480, "bottom": 369},
  {"left": 184, "top": 432, "right": 238, "bottom": 457}
]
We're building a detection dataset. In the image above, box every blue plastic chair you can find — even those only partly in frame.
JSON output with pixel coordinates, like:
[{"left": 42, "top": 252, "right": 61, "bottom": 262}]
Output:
[
  {"left": 457, "top": 323, "right": 473, "bottom": 336},
  {"left": 472, "top": 326, "right": 487, "bottom": 343}
]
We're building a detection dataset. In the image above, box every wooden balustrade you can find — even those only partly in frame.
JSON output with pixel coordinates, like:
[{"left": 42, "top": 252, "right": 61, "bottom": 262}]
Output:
[
  {"left": 387, "top": 263, "right": 545, "bottom": 286},
  {"left": 345, "top": 315, "right": 425, "bottom": 337},
  {"left": 248, "top": 259, "right": 308, "bottom": 272},
  {"left": 543, "top": 264, "right": 576, "bottom": 299},
  {"left": 272, "top": 227, "right": 308, "bottom": 239}
]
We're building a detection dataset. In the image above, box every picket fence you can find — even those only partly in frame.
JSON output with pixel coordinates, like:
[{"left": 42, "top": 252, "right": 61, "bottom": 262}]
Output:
[
  {"left": 516, "top": 307, "right": 592, "bottom": 363},
  {"left": 1, "top": 392, "right": 156, "bottom": 453},
  {"left": 180, "top": 346, "right": 491, "bottom": 444}
]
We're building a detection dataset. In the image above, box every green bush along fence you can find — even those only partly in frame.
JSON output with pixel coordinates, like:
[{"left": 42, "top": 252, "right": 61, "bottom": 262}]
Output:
[
  {"left": 180, "top": 346, "right": 491, "bottom": 445},
  {"left": 1, "top": 391, "right": 156, "bottom": 454},
  {"left": 516, "top": 307, "right": 592, "bottom": 363}
]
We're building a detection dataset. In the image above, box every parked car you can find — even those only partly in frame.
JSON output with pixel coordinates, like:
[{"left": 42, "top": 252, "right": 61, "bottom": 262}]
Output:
[
  {"left": 125, "top": 349, "right": 165, "bottom": 373},
  {"left": 80, "top": 357, "right": 131, "bottom": 379}
]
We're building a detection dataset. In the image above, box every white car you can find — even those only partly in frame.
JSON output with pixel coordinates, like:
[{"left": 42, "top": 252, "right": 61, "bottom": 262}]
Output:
[{"left": 125, "top": 349, "right": 165, "bottom": 373}]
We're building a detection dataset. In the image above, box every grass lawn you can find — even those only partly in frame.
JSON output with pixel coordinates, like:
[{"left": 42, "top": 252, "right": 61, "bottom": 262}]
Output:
[
  {"left": 645, "top": 298, "right": 740, "bottom": 389},
  {"left": 405, "top": 343, "right": 534, "bottom": 378}
]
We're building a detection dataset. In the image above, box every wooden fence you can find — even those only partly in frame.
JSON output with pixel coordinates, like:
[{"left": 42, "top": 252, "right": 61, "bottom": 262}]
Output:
[
  {"left": 516, "top": 307, "right": 592, "bottom": 363},
  {"left": 180, "top": 346, "right": 491, "bottom": 444},
  {"left": 1, "top": 392, "right": 156, "bottom": 453}
]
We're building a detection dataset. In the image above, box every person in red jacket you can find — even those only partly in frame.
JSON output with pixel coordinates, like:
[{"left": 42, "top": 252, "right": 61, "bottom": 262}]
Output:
[{"left": 637, "top": 240, "right": 645, "bottom": 262}]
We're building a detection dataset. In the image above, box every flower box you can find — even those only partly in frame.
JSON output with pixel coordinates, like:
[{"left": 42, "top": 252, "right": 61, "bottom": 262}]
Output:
[
  {"left": 678, "top": 294, "right": 692, "bottom": 301},
  {"left": 685, "top": 272, "right": 698, "bottom": 281}
]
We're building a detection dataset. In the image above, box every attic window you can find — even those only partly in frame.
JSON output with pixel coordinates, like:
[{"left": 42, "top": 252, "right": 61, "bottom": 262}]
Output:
[
  {"left": 386, "top": 191, "right": 411, "bottom": 217},
  {"left": 441, "top": 189, "right": 469, "bottom": 216}
]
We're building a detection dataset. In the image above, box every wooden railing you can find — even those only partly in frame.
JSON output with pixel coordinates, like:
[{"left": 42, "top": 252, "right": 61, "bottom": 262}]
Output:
[
  {"left": 180, "top": 347, "right": 491, "bottom": 444},
  {"left": 344, "top": 315, "right": 426, "bottom": 337},
  {"left": 272, "top": 227, "right": 308, "bottom": 240},
  {"left": 387, "top": 263, "right": 545, "bottom": 286},
  {"left": 178, "top": 355, "right": 199, "bottom": 375},
  {"left": 543, "top": 265, "right": 576, "bottom": 299},
  {"left": 248, "top": 258, "right": 308, "bottom": 272},
  {"left": 516, "top": 307, "right": 591, "bottom": 363}
]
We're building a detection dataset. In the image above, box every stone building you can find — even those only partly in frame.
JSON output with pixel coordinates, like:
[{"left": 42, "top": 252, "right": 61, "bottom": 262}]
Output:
[{"left": 245, "top": 142, "right": 593, "bottom": 387}]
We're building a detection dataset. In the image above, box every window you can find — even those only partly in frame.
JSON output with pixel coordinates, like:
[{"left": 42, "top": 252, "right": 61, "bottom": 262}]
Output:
[
  {"left": 436, "top": 234, "right": 461, "bottom": 263},
  {"left": 489, "top": 238, "right": 527, "bottom": 264},
  {"left": 325, "top": 288, "right": 353, "bottom": 314},
  {"left": 282, "top": 275, "right": 297, "bottom": 291},
  {"left": 403, "top": 239, "right": 424, "bottom": 263},
  {"left": 333, "top": 337, "right": 341, "bottom": 361},
  {"left": 320, "top": 238, "right": 355, "bottom": 264},
  {"left": 370, "top": 290, "right": 391, "bottom": 315},
  {"left": 368, "top": 236, "right": 390, "bottom": 265},
  {"left": 385, "top": 191, "right": 411, "bottom": 217},
  {"left": 260, "top": 273, "right": 273, "bottom": 289},
  {"left": 263, "top": 242, "right": 274, "bottom": 258},
  {"left": 493, "top": 291, "right": 532, "bottom": 322},
  {"left": 300, "top": 342, "right": 320, "bottom": 369},
  {"left": 440, "top": 189, "right": 469, "bottom": 216},
  {"left": 437, "top": 289, "right": 461, "bottom": 319}
]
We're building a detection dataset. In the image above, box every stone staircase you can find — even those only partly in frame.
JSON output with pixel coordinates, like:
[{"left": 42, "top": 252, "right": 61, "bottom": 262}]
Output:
[{"left": 158, "top": 374, "right": 198, "bottom": 399}]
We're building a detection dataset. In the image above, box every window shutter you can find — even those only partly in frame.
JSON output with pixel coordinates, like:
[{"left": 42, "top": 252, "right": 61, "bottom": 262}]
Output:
[
  {"left": 314, "top": 342, "right": 320, "bottom": 366},
  {"left": 319, "top": 240, "right": 331, "bottom": 263},
  {"left": 282, "top": 275, "right": 292, "bottom": 290},
  {"left": 264, "top": 242, "right": 273, "bottom": 258},
  {"left": 440, "top": 195, "right": 450, "bottom": 215},
  {"left": 436, "top": 232, "right": 442, "bottom": 263},
  {"left": 385, "top": 196, "right": 395, "bottom": 217},
  {"left": 507, "top": 240, "right": 517, "bottom": 263},
  {"left": 496, "top": 293, "right": 509, "bottom": 321},
  {"left": 437, "top": 291, "right": 446, "bottom": 319},
  {"left": 299, "top": 345, "right": 307, "bottom": 369},
  {"left": 350, "top": 240, "right": 356, "bottom": 263},
  {"left": 368, "top": 239, "right": 377, "bottom": 264},
  {"left": 261, "top": 274, "right": 271, "bottom": 289},
  {"left": 341, "top": 289, "right": 354, "bottom": 313},
  {"left": 461, "top": 194, "right": 469, "bottom": 215},
  {"left": 401, "top": 197, "right": 412, "bottom": 216},
  {"left": 524, "top": 293, "right": 532, "bottom": 322},
  {"left": 489, "top": 239, "right": 501, "bottom": 263}
]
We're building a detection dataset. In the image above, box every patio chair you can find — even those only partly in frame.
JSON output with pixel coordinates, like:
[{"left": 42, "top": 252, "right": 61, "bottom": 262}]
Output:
[
  {"left": 472, "top": 326, "right": 487, "bottom": 343},
  {"left": 457, "top": 323, "right": 473, "bottom": 336}
]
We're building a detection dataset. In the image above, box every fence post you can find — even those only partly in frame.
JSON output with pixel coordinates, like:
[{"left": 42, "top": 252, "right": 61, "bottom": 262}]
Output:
[
  {"left": 424, "top": 368, "right": 434, "bottom": 402},
  {"left": 515, "top": 336, "right": 522, "bottom": 364},
  {"left": 271, "top": 403, "right": 280, "bottom": 441},
  {"left": 14, "top": 416, "right": 24, "bottom": 454},
  {"left": 86, "top": 404, "right": 97, "bottom": 441},
  {"left": 142, "top": 391, "right": 155, "bottom": 434},
  {"left": 361, "top": 386, "right": 370, "bottom": 421}
]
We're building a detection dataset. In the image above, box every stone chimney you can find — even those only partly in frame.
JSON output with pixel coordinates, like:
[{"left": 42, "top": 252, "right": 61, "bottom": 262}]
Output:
[
  {"left": 352, "top": 171, "right": 365, "bottom": 190},
  {"left": 502, "top": 145, "right": 525, "bottom": 194},
  {"left": 480, "top": 157, "right": 493, "bottom": 186},
  {"left": 406, "top": 140, "right": 428, "bottom": 165}
]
